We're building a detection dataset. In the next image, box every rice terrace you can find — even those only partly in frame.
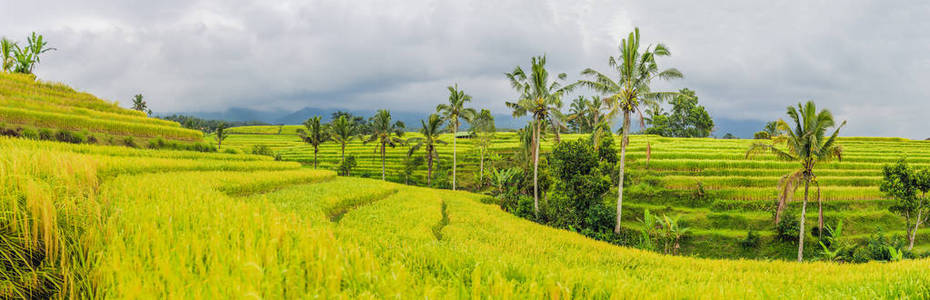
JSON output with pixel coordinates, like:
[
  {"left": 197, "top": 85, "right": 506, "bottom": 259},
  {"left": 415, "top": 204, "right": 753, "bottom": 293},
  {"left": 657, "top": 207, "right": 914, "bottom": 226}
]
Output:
[{"left": 2, "top": 1, "right": 930, "bottom": 299}]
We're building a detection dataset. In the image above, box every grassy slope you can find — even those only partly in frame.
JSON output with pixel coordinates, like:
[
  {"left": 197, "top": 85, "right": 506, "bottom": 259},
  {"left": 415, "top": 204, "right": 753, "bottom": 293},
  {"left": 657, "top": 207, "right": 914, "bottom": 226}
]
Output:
[
  {"left": 220, "top": 125, "right": 930, "bottom": 258},
  {"left": 0, "top": 73, "right": 203, "bottom": 142}
]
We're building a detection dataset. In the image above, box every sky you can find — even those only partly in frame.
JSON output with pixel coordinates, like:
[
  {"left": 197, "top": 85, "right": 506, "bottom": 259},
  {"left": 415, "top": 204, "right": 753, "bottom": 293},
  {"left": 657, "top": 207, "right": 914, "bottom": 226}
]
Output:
[{"left": 2, "top": 0, "right": 929, "bottom": 138}]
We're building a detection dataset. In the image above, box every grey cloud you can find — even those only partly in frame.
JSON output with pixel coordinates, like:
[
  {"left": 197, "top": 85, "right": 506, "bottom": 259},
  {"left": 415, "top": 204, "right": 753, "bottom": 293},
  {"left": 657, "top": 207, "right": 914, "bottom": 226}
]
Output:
[{"left": 1, "top": 0, "right": 928, "bottom": 138}]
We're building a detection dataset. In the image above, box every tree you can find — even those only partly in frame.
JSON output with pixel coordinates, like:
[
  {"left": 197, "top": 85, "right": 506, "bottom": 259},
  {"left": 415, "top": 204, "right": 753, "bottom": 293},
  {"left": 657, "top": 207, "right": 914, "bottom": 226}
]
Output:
[
  {"left": 215, "top": 122, "right": 229, "bottom": 150},
  {"left": 505, "top": 55, "right": 571, "bottom": 217},
  {"left": 408, "top": 114, "right": 447, "bottom": 185},
  {"left": 881, "top": 160, "right": 930, "bottom": 250},
  {"left": 548, "top": 138, "right": 610, "bottom": 229},
  {"left": 11, "top": 32, "right": 55, "bottom": 74},
  {"left": 575, "top": 27, "right": 683, "bottom": 233},
  {"left": 365, "top": 110, "right": 406, "bottom": 181},
  {"left": 437, "top": 84, "right": 477, "bottom": 190},
  {"left": 723, "top": 133, "right": 736, "bottom": 139},
  {"left": 297, "top": 116, "right": 330, "bottom": 168},
  {"left": 746, "top": 101, "right": 845, "bottom": 262},
  {"left": 330, "top": 115, "right": 360, "bottom": 166},
  {"left": 331, "top": 111, "right": 370, "bottom": 135},
  {"left": 643, "top": 89, "right": 713, "bottom": 138},
  {"left": 567, "top": 96, "right": 588, "bottom": 133},
  {"left": 1, "top": 38, "right": 16, "bottom": 72},
  {"left": 131, "top": 94, "right": 151, "bottom": 115},
  {"left": 471, "top": 109, "right": 496, "bottom": 189},
  {"left": 401, "top": 153, "right": 425, "bottom": 185}
]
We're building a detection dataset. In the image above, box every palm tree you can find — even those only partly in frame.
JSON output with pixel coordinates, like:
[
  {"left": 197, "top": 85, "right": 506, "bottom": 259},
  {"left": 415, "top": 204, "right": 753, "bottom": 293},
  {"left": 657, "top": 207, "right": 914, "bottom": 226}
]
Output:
[
  {"left": 746, "top": 101, "right": 845, "bottom": 262},
  {"left": 506, "top": 55, "right": 571, "bottom": 216},
  {"left": 131, "top": 94, "right": 150, "bottom": 115},
  {"left": 575, "top": 28, "right": 683, "bottom": 233},
  {"left": 471, "top": 109, "right": 496, "bottom": 189},
  {"left": 297, "top": 116, "right": 330, "bottom": 168},
  {"left": 1, "top": 38, "right": 16, "bottom": 72},
  {"left": 330, "top": 115, "right": 360, "bottom": 165},
  {"left": 437, "top": 84, "right": 477, "bottom": 190},
  {"left": 215, "top": 123, "right": 229, "bottom": 150},
  {"left": 408, "top": 114, "right": 447, "bottom": 185},
  {"left": 567, "top": 96, "right": 588, "bottom": 133},
  {"left": 365, "top": 110, "right": 406, "bottom": 180}
]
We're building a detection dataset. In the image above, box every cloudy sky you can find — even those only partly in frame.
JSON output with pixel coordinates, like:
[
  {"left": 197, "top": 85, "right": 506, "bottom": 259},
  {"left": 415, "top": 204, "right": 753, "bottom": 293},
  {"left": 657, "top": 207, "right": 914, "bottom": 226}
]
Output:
[{"left": 2, "top": 0, "right": 929, "bottom": 138}]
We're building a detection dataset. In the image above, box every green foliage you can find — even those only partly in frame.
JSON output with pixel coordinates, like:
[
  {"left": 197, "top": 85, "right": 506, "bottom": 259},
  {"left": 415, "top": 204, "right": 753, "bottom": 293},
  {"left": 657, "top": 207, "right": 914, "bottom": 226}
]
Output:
[
  {"left": 251, "top": 144, "right": 274, "bottom": 156},
  {"left": 881, "top": 159, "right": 930, "bottom": 250},
  {"left": 739, "top": 229, "right": 761, "bottom": 250},
  {"left": 160, "top": 114, "right": 269, "bottom": 133},
  {"left": 338, "top": 154, "right": 358, "bottom": 176},
  {"left": 753, "top": 131, "right": 770, "bottom": 140},
  {"left": 644, "top": 89, "right": 714, "bottom": 138},
  {"left": 775, "top": 214, "right": 800, "bottom": 243},
  {"left": 4, "top": 32, "right": 55, "bottom": 74},
  {"left": 547, "top": 138, "right": 610, "bottom": 229},
  {"left": 130, "top": 94, "right": 150, "bottom": 115}
]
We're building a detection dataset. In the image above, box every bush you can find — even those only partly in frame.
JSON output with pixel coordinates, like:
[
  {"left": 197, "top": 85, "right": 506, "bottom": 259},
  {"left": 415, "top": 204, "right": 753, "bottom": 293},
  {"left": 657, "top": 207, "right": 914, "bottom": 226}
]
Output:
[
  {"left": 338, "top": 155, "right": 358, "bottom": 176},
  {"left": 739, "top": 229, "right": 761, "bottom": 250},
  {"left": 775, "top": 215, "right": 800, "bottom": 243},
  {"left": 21, "top": 128, "right": 38, "bottom": 140},
  {"left": 547, "top": 138, "right": 610, "bottom": 229},
  {"left": 223, "top": 148, "right": 240, "bottom": 154},
  {"left": 148, "top": 137, "right": 168, "bottom": 149},
  {"left": 251, "top": 145, "right": 274, "bottom": 156},
  {"left": 123, "top": 136, "right": 138, "bottom": 148},
  {"left": 38, "top": 128, "right": 54, "bottom": 140},
  {"left": 55, "top": 129, "right": 86, "bottom": 144}
]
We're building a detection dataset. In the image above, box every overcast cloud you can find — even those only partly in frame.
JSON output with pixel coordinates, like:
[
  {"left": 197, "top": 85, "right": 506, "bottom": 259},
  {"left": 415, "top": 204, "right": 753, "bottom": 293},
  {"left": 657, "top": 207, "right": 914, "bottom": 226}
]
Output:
[{"left": 2, "top": 0, "right": 928, "bottom": 138}]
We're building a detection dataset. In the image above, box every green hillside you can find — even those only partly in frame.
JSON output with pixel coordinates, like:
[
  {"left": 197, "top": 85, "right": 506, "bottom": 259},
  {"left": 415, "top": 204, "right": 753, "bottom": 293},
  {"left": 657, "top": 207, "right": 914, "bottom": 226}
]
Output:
[{"left": 217, "top": 125, "right": 930, "bottom": 257}]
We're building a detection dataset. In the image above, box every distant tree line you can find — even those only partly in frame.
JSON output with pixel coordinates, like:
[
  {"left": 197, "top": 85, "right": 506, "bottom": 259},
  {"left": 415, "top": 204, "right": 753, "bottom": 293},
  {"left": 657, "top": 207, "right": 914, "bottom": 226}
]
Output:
[{"left": 160, "top": 114, "right": 270, "bottom": 133}]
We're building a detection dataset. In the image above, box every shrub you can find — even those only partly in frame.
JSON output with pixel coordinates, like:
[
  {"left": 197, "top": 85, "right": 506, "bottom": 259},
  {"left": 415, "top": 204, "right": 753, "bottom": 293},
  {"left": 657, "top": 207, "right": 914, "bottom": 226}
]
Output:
[
  {"left": 775, "top": 214, "right": 800, "bottom": 243},
  {"left": 21, "top": 128, "right": 38, "bottom": 140},
  {"left": 548, "top": 139, "right": 610, "bottom": 229},
  {"left": 739, "top": 229, "right": 761, "bottom": 250},
  {"left": 123, "top": 136, "right": 138, "bottom": 148},
  {"left": 251, "top": 145, "right": 274, "bottom": 156},
  {"left": 148, "top": 137, "right": 168, "bottom": 149},
  {"left": 38, "top": 128, "right": 54, "bottom": 140},
  {"left": 224, "top": 148, "right": 240, "bottom": 154},
  {"left": 55, "top": 129, "right": 86, "bottom": 144},
  {"left": 338, "top": 155, "right": 358, "bottom": 176}
]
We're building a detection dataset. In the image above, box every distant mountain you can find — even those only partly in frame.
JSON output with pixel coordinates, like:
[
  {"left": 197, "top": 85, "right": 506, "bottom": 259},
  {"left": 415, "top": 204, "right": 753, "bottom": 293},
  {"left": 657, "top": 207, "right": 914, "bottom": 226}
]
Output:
[
  {"left": 166, "top": 106, "right": 529, "bottom": 130},
  {"left": 165, "top": 107, "right": 764, "bottom": 137}
]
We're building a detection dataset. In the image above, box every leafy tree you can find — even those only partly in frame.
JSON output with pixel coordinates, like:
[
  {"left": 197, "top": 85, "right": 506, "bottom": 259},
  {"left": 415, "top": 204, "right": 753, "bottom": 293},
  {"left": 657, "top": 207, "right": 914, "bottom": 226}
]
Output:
[
  {"left": 338, "top": 155, "right": 358, "bottom": 177},
  {"left": 506, "top": 55, "right": 571, "bottom": 216},
  {"left": 1, "top": 38, "right": 16, "bottom": 72},
  {"left": 365, "top": 110, "right": 406, "bottom": 181},
  {"left": 437, "top": 84, "right": 477, "bottom": 190},
  {"left": 881, "top": 159, "right": 930, "bottom": 250},
  {"left": 296, "top": 116, "right": 330, "bottom": 168},
  {"left": 746, "top": 101, "right": 845, "bottom": 262},
  {"left": 401, "top": 153, "right": 425, "bottom": 185},
  {"left": 160, "top": 115, "right": 268, "bottom": 133},
  {"left": 753, "top": 131, "right": 770, "bottom": 139},
  {"left": 331, "top": 111, "right": 370, "bottom": 134},
  {"left": 471, "top": 109, "right": 496, "bottom": 188},
  {"left": 408, "top": 114, "right": 447, "bottom": 185},
  {"left": 644, "top": 89, "right": 713, "bottom": 137},
  {"left": 215, "top": 122, "right": 229, "bottom": 150},
  {"left": 722, "top": 133, "right": 736, "bottom": 139},
  {"left": 575, "top": 27, "right": 683, "bottom": 233},
  {"left": 330, "top": 115, "right": 360, "bottom": 165},
  {"left": 131, "top": 94, "right": 152, "bottom": 115},
  {"left": 548, "top": 138, "right": 610, "bottom": 229}
]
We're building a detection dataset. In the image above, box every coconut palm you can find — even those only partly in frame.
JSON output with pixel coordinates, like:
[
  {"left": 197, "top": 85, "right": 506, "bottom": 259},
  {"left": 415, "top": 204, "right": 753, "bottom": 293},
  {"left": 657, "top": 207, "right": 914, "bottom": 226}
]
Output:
[
  {"left": 365, "top": 110, "right": 406, "bottom": 180},
  {"left": 567, "top": 96, "right": 588, "bottom": 133},
  {"left": 1, "top": 38, "right": 16, "bottom": 72},
  {"left": 575, "top": 28, "right": 683, "bottom": 233},
  {"left": 130, "top": 94, "right": 151, "bottom": 115},
  {"left": 437, "top": 84, "right": 477, "bottom": 190},
  {"left": 506, "top": 55, "right": 571, "bottom": 216},
  {"left": 746, "top": 100, "right": 845, "bottom": 262},
  {"left": 330, "top": 115, "right": 360, "bottom": 165},
  {"left": 297, "top": 116, "right": 330, "bottom": 168},
  {"left": 408, "top": 114, "right": 447, "bottom": 185}
]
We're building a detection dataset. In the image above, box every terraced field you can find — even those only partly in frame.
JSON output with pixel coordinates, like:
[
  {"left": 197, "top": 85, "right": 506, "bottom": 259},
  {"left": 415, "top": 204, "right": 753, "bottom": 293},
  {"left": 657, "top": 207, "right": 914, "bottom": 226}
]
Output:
[
  {"left": 4, "top": 136, "right": 929, "bottom": 298},
  {"left": 220, "top": 125, "right": 930, "bottom": 257},
  {"left": 0, "top": 72, "right": 204, "bottom": 143}
]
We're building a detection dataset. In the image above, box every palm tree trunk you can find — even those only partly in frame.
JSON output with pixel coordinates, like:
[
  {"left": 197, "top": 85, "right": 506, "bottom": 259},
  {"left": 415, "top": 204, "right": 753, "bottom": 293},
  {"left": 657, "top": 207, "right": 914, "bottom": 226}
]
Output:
[
  {"left": 313, "top": 147, "right": 318, "bottom": 168},
  {"left": 798, "top": 179, "right": 810, "bottom": 262},
  {"left": 381, "top": 143, "right": 386, "bottom": 181},
  {"left": 427, "top": 147, "right": 434, "bottom": 185},
  {"left": 615, "top": 111, "right": 631, "bottom": 234},
  {"left": 533, "top": 120, "right": 540, "bottom": 217},
  {"left": 452, "top": 124, "right": 457, "bottom": 191}
]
